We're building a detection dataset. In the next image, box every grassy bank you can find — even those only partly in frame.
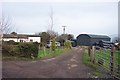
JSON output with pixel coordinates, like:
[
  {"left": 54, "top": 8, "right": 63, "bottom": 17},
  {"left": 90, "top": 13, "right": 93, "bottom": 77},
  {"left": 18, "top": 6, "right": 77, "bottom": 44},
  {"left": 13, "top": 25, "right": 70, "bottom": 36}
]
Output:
[{"left": 82, "top": 48, "right": 103, "bottom": 78}]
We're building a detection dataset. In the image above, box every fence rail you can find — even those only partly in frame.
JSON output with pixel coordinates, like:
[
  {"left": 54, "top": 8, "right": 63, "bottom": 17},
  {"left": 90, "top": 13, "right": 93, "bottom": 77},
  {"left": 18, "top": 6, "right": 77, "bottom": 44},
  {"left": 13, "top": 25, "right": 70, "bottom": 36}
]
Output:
[{"left": 89, "top": 40, "right": 120, "bottom": 79}]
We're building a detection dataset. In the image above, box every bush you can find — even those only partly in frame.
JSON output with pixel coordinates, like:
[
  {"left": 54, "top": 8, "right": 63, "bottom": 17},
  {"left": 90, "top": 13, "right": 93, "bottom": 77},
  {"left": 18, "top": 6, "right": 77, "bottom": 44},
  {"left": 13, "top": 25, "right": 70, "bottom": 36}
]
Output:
[
  {"left": 2, "top": 45, "right": 19, "bottom": 56},
  {"left": 64, "top": 41, "right": 72, "bottom": 49},
  {"left": 2, "top": 41, "right": 19, "bottom": 45},
  {"left": 2, "top": 42, "right": 39, "bottom": 59},
  {"left": 18, "top": 42, "right": 39, "bottom": 58},
  {"left": 51, "top": 39, "right": 56, "bottom": 51}
]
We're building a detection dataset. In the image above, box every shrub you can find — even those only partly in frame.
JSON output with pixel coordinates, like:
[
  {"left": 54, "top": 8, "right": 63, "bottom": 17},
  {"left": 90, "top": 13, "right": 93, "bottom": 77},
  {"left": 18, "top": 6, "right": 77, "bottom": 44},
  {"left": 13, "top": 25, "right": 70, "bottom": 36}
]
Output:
[
  {"left": 7, "top": 40, "right": 15, "bottom": 44},
  {"left": 2, "top": 41, "right": 19, "bottom": 45},
  {"left": 64, "top": 41, "right": 72, "bottom": 49},
  {"left": 51, "top": 39, "right": 56, "bottom": 51},
  {"left": 2, "top": 45, "right": 19, "bottom": 56},
  {"left": 2, "top": 42, "right": 39, "bottom": 59},
  {"left": 18, "top": 42, "right": 39, "bottom": 58},
  {"left": 2, "top": 40, "right": 14, "bottom": 45}
]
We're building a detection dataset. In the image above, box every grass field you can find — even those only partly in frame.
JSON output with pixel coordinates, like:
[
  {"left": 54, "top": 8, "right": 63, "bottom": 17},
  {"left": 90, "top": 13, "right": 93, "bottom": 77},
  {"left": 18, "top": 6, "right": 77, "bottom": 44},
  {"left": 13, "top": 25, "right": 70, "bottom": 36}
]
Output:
[
  {"left": 95, "top": 49, "right": 120, "bottom": 69},
  {"left": 95, "top": 49, "right": 111, "bottom": 70},
  {"left": 95, "top": 49, "right": 120, "bottom": 78}
]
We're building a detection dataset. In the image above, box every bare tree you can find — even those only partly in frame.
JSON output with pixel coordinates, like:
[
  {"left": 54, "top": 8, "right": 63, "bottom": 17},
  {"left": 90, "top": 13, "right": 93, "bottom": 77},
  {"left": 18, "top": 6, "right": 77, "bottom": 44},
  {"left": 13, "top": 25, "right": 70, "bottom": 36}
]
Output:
[
  {"left": 49, "top": 7, "right": 54, "bottom": 31},
  {"left": 0, "top": 14, "right": 14, "bottom": 34},
  {"left": 47, "top": 30, "right": 58, "bottom": 39},
  {"left": 47, "top": 7, "right": 55, "bottom": 40}
]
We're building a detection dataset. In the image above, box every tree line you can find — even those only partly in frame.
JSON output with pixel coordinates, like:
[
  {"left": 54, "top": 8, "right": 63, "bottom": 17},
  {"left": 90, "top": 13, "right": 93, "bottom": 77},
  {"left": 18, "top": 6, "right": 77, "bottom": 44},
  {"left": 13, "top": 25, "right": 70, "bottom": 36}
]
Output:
[{"left": 37, "top": 30, "right": 74, "bottom": 47}]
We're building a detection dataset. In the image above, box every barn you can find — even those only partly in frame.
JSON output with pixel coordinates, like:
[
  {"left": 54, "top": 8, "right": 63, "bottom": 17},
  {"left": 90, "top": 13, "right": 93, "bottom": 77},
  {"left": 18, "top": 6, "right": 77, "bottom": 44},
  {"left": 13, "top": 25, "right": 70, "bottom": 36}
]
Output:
[
  {"left": 70, "top": 39, "right": 77, "bottom": 47},
  {"left": 76, "top": 34, "right": 111, "bottom": 46}
]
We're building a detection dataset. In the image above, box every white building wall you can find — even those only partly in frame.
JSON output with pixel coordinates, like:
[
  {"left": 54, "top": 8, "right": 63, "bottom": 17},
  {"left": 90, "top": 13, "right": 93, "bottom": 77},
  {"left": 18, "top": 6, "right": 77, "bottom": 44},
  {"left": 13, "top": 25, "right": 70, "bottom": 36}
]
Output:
[
  {"left": 18, "top": 38, "right": 28, "bottom": 42},
  {"left": 3, "top": 36, "right": 41, "bottom": 43},
  {"left": 3, "top": 38, "right": 28, "bottom": 42},
  {"left": 3, "top": 38, "right": 18, "bottom": 42},
  {"left": 28, "top": 37, "right": 41, "bottom": 43}
]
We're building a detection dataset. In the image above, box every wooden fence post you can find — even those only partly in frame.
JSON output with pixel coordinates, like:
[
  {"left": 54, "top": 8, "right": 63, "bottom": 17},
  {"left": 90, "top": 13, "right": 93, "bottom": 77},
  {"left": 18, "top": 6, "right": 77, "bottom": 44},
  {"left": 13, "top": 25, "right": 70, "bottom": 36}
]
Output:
[
  {"left": 110, "top": 46, "right": 115, "bottom": 74},
  {"left": 88, "top": 46, "right": 91, "bottom": 62},
  {"left": 88, "top": 46, "right": 91, "bottom": 57},
  {"left": 91, "top": 46, "right": 95, "bottom": 64},
  {"left": 43, "top": 46, "right": 46, "bottom": 56},
  {"left": 88, "top": 46, "right": 95, "bottom": 63}
]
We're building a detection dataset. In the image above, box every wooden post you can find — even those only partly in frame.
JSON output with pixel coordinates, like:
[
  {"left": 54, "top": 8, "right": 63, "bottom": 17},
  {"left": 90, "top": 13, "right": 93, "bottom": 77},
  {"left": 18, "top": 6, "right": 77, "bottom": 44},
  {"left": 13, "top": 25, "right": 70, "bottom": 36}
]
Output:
[
  {"left": 88, "top": 46, "right": 92, "bottom": 62},
  {"left": 91, "top": 46, "right": 95, "bottom": 64},
  {"left": 118, "top": 43, "right": 120, "bottom": 76},
  {"left": 110, "top": 46, "right": 115, "bottom": 74},
  {"left": 88, "top": 46, "right": 91, "bottom": 57},
  {"left": 43, "top": 46, "right": 46, "bottom": 56}
]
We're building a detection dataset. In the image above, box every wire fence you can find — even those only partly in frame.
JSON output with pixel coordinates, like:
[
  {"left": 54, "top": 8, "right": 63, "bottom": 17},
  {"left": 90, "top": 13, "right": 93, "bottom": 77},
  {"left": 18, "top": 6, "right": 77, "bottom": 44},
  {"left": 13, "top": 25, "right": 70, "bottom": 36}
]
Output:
[{"left": 93, "top": 41, "right": 120, "bottom": 79}]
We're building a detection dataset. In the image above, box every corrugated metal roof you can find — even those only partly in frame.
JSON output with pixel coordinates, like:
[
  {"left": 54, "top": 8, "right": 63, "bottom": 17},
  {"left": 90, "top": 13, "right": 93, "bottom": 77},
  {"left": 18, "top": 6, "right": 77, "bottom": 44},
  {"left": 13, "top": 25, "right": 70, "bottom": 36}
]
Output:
[
  {"left": 87, "top": 34, "right": 110, "bottom": 39},
  {"left": 77, "top": 34, "right": 110, "bottom": 39}
]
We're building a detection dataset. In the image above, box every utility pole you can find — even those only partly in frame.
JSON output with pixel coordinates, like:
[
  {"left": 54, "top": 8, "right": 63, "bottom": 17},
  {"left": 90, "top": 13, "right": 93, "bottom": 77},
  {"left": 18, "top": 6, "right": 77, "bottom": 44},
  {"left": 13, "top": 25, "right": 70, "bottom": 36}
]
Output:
[{"left": 62, "top": 26, "right": 67, "bottom": 34}]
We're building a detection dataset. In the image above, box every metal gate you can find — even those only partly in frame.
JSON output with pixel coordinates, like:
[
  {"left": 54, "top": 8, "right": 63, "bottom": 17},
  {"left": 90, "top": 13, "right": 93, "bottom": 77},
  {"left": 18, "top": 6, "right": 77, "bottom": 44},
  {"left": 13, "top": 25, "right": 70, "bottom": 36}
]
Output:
[{"left": 94, "top": 40, "right": 120, "bottom": 79}]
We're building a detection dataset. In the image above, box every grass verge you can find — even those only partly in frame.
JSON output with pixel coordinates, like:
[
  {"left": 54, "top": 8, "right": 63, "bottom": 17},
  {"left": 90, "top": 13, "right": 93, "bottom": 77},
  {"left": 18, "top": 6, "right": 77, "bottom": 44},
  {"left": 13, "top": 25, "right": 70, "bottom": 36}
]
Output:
[{"left": 82, "top": 48, "right": 103, "bottom": 78}]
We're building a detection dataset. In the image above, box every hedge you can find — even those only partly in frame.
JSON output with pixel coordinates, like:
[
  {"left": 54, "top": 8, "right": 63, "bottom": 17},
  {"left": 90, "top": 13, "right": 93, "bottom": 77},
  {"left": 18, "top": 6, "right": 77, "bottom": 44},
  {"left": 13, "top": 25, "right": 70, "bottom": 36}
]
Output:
[
  {"left": 2, "top": 45, "right": 19, "bottom": 56},
  {"left": 3, "top": 40, "right": 19, "bottom": 45},
  {"left": 2, "top": 42, "right": 39, "bottom": 59},
  {"left": 18, "top": 42, "right": 39, "bottom": 58}
]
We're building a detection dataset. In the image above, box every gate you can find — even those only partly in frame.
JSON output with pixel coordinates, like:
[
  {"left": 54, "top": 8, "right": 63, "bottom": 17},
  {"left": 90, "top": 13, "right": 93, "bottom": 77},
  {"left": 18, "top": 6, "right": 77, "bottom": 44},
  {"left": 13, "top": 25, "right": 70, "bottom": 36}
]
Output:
[{"left": 94, "top": 40, "right": 120, "bottom": 79}]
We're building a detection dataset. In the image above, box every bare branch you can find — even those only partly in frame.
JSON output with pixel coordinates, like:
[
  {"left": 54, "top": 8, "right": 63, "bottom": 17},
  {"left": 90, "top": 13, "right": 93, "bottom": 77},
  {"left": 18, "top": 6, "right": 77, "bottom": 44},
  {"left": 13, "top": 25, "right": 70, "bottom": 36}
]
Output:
[
  {"left": 0, "top": 14, "right": 14, "bottom": 34},
  {"left": 50, "top": 7, "right": 53, "bottom": 31},
  {"left": 48, "top": 7, "right": 54, "bottom": 32}
]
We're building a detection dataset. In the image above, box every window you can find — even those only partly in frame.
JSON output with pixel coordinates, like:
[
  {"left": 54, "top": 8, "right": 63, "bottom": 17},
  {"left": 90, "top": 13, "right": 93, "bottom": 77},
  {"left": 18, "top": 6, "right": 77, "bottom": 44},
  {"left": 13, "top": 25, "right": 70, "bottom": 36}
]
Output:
[
  {"left": 20, "top": 40, "right": 23, "bottom": 42},
  {"left": 30, "top": 39, "right": 33, "bottom": 42}
]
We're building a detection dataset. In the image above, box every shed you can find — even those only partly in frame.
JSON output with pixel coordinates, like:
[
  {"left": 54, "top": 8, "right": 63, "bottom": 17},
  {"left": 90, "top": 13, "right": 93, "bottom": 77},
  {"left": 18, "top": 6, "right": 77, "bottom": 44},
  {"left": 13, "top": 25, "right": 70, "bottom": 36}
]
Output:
[{"left": 76, "top": 34, "right": 111, "bottom": 46}]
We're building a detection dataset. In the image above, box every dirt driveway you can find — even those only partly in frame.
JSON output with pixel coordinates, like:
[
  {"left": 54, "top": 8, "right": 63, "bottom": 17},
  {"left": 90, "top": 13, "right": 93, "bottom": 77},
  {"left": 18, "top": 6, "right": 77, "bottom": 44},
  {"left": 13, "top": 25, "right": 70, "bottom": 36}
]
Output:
[{"left": 2, "top": 47, "right": 94, "bottom": 78}]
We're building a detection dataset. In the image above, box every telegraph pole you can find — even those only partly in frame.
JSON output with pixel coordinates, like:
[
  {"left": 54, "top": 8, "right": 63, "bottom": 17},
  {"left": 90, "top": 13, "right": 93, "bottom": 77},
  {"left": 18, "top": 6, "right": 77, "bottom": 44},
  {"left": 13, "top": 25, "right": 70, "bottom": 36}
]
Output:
[{"left": 62, "top": 26, "right": 67, "bottom": 34}]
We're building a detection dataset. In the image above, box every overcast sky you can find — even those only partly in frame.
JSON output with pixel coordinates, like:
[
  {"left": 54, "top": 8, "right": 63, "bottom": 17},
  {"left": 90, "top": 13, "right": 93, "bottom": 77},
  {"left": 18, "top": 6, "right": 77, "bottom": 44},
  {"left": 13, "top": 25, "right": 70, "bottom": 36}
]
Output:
[{"left": 1, "top": 0, "right": 118, "bottom": 38}]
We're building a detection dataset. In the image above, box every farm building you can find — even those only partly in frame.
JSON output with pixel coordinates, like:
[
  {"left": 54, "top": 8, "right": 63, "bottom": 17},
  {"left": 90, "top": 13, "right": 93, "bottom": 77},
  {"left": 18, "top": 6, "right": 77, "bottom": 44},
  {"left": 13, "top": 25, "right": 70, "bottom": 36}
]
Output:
[
  {"left": 76, "top": 34, "right": 111, "bottom": 46},
  {"left": 70, "top": 39, "right": 77, "bottom": 47}
]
